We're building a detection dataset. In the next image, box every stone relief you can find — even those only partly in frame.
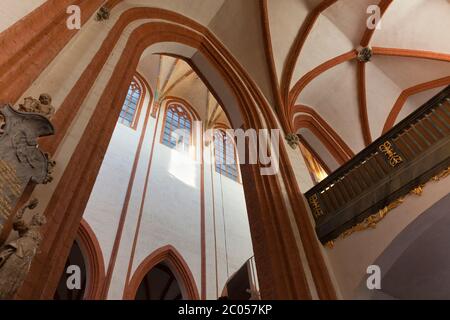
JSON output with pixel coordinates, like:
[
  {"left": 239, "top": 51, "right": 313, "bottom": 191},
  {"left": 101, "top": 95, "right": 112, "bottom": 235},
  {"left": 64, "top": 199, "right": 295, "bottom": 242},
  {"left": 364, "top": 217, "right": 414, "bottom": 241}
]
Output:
[
  {"left": 0, "top": 96, "right": 55, "bottom": 234},
  {"left": 0, "top": 94, "right": 55, "bottom": 299},
  {"left": 17, "top": 94, "right": 55, "bottom": 119},
  {"left": 0, "top": 199, "right": 46, "bottom": 300}
]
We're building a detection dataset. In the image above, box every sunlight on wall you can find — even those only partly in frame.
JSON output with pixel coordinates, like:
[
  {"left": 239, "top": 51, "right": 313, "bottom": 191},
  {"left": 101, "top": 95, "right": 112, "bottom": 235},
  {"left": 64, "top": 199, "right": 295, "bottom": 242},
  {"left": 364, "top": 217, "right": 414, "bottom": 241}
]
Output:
[{"left": 168, "top": 148, "right": 198, "bottom": 188}]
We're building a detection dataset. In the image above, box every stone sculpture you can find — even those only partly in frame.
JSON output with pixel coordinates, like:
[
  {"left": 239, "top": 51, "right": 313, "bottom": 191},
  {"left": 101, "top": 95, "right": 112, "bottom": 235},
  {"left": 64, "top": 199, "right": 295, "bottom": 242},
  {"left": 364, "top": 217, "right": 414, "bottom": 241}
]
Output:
[
  {"left": 0, "top": 101, "right": 54, "bottom": 234},
  {"left": 0, "top": 199, "right": 46, "bottom": 300},
  {"left": 17, "top": 94, "right": 55, "bottom": 119}
]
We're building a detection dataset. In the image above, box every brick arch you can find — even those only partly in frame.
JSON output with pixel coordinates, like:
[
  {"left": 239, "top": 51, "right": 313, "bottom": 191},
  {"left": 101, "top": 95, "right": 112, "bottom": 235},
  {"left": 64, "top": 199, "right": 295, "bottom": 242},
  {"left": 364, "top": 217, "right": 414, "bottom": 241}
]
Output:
[
  {"left": 76, "top": 219, "right": 105, "bottom": 300},
  {"left": 19, "top": 12, "right": 335, "bottom": 301},
  {"left": 123, "top": 245, "right": 199, "bottom": 300},
  {"left": 292, "top": 105, "right": 354, "bottom": 165}
]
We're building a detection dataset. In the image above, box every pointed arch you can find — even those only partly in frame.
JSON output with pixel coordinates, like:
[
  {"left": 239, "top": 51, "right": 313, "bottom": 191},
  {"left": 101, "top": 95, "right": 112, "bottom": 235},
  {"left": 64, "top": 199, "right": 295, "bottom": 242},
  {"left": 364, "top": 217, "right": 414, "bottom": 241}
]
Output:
[
  {"left": 22, "top": 13, "right": 336, "bottom": 301},
  {"left": 123, "top": 245, "right": 199, "bottom": 300},
  {"left": 76, "top": 219, "right": 106, "bottom": 300},
  {"left": 292, "top": 105, "right": 354, "bottom": 166}
]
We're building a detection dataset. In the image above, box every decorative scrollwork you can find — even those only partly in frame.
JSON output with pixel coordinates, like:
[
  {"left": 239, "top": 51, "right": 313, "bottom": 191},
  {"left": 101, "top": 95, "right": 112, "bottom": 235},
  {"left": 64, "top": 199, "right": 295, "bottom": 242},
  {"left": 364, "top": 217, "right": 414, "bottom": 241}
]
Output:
[
  {"left": 309, "top": 194, "right": 324, "bottom": 219},
  {"left": 379, "top": 141, "right": 403, "bottom": 167},
  {"left": 410, "top": 185, "right": 425, "bottom": 196}
]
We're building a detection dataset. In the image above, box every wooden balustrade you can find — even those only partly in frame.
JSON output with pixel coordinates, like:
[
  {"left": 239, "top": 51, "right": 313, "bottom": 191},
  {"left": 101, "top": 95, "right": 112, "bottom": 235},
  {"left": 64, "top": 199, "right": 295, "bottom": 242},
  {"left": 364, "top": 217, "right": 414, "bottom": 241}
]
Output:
[{"left": 305, "top": 86, "right": 450, "bottom": 243}]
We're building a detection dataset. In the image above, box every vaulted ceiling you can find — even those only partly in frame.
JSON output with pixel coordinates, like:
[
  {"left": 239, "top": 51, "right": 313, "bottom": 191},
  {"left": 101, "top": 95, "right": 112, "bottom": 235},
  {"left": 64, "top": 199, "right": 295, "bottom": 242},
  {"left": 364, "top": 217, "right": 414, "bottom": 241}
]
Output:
[
  {"left": 137, "top": 54, "right": 230, "bottom": 127},
  {"left": 111, "top": 0, "right": 449, "bottom": 172},
  {"left": 266, "top": 0, "right": 450, "bottom": 171}
]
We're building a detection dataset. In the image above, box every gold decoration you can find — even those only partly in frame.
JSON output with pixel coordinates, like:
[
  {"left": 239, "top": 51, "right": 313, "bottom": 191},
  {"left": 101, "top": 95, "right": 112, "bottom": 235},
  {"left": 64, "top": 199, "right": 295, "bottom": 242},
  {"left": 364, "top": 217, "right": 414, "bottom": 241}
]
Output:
[
  {"left": 324, "top": 166, "right": 450, "bottom": 249},
  {"left": 0, "top": 160, "right": 22, "bottom": 221},
  {"left": 309, "top": 194, "right": 324, "bottom": 219},
  {"left": 432, "top": 167, "right": 450, "bottom": 181},
  {"left": 325, "top": 241, "right": 335, "bottom": 249},
  {"left": 379, "top": 141, "right": 403, "bottom": 167},
  {"left": 410, "top": 185, "right": 425, "bottom": 196}
]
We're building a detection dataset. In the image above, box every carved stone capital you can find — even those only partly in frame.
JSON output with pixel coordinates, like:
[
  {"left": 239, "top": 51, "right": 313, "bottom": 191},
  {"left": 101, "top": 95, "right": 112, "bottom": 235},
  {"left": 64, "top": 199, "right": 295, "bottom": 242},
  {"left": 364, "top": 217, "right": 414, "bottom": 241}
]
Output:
[
  {"left": 285, "top": 133, "right": 300, "bottom": 149},
  {"left": 96, "top": 6, "right": 110, "bottom": 21}
]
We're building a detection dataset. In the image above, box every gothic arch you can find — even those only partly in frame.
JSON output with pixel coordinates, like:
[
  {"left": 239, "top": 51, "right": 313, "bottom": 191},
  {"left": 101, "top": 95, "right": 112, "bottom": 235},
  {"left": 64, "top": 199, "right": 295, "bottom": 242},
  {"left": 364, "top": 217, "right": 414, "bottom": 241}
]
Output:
[
  {"left": 76, "top": 219, "right": 106, "bottom": 300},
  {"left": 20, "top": 9, "right": 335, "bottom": 300},
  {"left": 292, "top": 105, "right": 354, "bottom": 166},
  {"left": 123, "top": 245, "right": 199, "bottom": 300}
]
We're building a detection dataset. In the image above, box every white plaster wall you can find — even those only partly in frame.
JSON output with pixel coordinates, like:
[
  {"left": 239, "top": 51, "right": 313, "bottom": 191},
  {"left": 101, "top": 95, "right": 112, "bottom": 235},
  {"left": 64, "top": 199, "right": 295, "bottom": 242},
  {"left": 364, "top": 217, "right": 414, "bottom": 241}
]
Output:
[
  {"left": 82, "top": 117, "right": 147, "bottom": 267},
  {"left": 82, "top": 101, "right": 255, "bottom": 299},
  {"left": 209, "top": 162, "right": 254, "bottom": 297},
  {"left": 325, "top": 176, "right": 450, "bottom": 299}
]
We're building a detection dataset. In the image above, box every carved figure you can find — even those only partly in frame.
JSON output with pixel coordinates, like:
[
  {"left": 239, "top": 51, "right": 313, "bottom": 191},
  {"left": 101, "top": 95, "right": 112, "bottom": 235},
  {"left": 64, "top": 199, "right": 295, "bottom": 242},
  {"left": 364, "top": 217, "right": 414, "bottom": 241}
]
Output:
[
  {"left": 18, "top": 94, "right": 55, "bottom": 119},
  {"left": 0, "top": 199, "right": 46, "bottom": 299}
]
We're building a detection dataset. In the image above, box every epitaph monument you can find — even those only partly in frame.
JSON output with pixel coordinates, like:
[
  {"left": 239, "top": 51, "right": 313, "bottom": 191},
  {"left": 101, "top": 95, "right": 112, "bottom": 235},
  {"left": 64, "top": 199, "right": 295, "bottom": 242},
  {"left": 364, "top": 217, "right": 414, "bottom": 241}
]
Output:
[
  {"left": 0, "top": 95, "right": 55, "bottom": 299},
  {"left": 0, "top": 98, "right": 54, "bottom": 235}
]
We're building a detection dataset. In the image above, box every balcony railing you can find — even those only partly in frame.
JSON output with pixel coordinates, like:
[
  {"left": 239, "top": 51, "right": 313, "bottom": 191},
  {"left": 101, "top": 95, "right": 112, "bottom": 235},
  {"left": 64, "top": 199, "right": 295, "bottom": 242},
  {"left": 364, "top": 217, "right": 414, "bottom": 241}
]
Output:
[{"left": 305, "top": 86, "right": 450, "bottom": 244}]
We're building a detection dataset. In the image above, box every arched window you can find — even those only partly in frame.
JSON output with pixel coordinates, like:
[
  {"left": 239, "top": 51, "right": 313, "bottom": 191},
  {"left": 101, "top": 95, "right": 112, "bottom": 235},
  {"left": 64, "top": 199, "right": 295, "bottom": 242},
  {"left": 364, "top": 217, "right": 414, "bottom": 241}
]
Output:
[
  {"left": 214, "top": 129, "right": 239, "bottom": 182},
  {"left": 161, "top": 103, "right": 192, "bottom": 152},
  {"left": 119, "top": 79, "right": 141, "bottom": 127}
]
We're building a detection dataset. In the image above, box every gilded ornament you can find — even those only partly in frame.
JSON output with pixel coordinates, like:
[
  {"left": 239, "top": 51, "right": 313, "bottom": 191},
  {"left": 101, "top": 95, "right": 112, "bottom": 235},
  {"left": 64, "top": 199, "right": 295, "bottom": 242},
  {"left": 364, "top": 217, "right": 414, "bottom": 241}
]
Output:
[
  {"left": 379, "top": 141, "right": 403, "bottom": 167},
  {"left": 325, "top": 166, "right": 450, "bottom": 248}
]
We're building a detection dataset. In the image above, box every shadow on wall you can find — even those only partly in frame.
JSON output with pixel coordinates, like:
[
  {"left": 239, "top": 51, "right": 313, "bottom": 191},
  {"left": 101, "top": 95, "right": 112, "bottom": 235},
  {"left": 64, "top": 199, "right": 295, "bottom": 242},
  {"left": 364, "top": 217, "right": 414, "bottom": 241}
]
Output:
[{"left": 354, "top": 193, "right": 450, "bottom": 299}]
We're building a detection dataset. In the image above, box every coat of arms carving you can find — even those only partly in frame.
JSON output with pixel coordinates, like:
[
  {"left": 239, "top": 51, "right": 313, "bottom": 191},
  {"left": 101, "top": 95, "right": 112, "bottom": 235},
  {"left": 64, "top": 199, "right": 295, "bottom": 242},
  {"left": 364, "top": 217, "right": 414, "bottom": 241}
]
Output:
[{"left": 0, "top": 102, "right": 55, "bottom": 235}]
